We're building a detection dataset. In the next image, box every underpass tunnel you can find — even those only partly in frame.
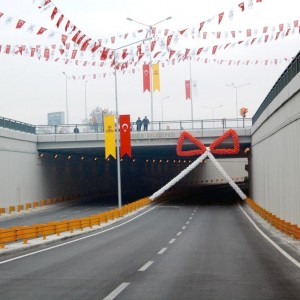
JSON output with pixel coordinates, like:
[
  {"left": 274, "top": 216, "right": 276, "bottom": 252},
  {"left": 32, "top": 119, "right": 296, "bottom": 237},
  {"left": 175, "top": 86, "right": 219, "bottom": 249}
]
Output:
[{"left": 37, "top": 142, "right": 249, "bottom": 208}]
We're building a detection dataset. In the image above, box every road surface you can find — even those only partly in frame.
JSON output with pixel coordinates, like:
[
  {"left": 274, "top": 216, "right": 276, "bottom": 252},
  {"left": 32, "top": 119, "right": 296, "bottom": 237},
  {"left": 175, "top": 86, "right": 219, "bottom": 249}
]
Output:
[{"left": 0, "top": 196, "right": 300, "bottom": 300}]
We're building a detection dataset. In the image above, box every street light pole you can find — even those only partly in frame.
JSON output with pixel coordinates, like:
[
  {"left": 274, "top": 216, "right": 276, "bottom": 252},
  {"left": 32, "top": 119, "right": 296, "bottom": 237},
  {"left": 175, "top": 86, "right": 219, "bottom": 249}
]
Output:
[
  {"left": 84, "top": 81, "right": 88, "bottom": 121},
  {"left": 62, "top": 72, "right": 69, "bottom": 124},
  {"left": 161, "top": 96, "right": 170, "bottom": 122},
  {"left": 127, "top": 16, "right": 172, "bottom": 130},
  {"left": 226, "top": 82, "right": 250, "bottom": 126},
  {"left": 201, "top": 105, "right": 223, "bottom": 127}
]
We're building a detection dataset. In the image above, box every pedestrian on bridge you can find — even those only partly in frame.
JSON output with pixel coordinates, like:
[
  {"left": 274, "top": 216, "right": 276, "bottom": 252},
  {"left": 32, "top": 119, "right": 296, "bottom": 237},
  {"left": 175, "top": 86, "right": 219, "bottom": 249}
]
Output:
[
  {"left": 142, "top": 116, "right": 149, "bottom": 131},
  {"left": 136, "top": 117, "right": 142, "bottom": 131}
]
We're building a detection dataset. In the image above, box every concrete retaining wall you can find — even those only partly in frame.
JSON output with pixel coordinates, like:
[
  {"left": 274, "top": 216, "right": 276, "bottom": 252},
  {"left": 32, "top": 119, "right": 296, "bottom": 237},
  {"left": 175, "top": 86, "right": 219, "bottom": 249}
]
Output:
[{"left": 250, "top": 73, "right": 300, "bottom": 226}]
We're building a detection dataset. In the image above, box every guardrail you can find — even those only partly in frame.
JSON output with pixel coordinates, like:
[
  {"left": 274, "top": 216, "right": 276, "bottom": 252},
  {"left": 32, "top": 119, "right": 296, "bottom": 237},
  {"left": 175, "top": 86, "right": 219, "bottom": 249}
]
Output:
[
  {"left": 0, "top": 116, "right": 36, "bottom": 134},
  {"left": 35, "top": 118, "right": 252, "bottom": 135},
  {"left": 0, "top": 197, "right": 150, "bottom": 249},
  {"left": 252, "top": 50, "right": 300, "bottom": 124},
  {"left": 246, "top": 198, "right": 300, "bottom": 239}
]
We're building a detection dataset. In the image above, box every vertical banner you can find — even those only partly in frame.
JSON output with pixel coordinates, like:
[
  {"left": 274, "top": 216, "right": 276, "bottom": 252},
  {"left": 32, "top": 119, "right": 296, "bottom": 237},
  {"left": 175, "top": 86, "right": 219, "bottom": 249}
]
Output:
[
  {"left": 104, "top": 115, "right": 116, "bottom": 159},
  {"left": 143, "top": 64, "right": 150, "bottom": 92},
  {"left": 185, "top": 80, "right": 191, "bottom": 100},
  {"left": 192, "top": 80, "right": 198, "bottom": 97},
  {"left": 120, "top": 114, "right": 132, "bottom": 158},
  {"left": 152, "top": 63, "right": 160, "bottom": 91}
]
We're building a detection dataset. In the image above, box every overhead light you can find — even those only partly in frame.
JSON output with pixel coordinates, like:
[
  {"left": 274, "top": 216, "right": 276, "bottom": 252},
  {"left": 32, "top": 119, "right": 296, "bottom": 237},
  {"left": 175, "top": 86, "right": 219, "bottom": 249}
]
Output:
[
  {"left": 94, "top": 157, "right": 98, "bottom": 161},
  {"left": 39, "top": 153, "right": 44, "bottom": 158},
  {"left": 81, "top": 156, "right": 84, "bottom": 160},
  {"left": 146, "top": 159, "right": 149, "bottom": 163},
  {"left": 54, "top": 154, "right": 58, "bottom": 159},
  {"left": 68, "top": 155, "right": 71, "bottom": 160}
]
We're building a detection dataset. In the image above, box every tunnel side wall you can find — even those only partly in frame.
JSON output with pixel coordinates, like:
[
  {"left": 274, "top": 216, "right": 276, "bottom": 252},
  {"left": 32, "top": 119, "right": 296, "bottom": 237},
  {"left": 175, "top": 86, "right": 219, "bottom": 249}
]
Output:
[{"left": 250, "top": 73, "right": 300, "bottom": 226}]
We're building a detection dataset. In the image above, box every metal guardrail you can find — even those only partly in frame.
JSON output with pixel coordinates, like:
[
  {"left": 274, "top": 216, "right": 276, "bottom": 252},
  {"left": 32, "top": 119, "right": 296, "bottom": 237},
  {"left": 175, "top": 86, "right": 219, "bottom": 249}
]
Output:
[
  {"left": 0, "top": 116, "right": 36, "bottom": 134},
  {"left": 252, "top": 50, "right": 300, "bottom": 124},
  {"left": 35, "top": 118, "right": 252, "bottom": 135}
]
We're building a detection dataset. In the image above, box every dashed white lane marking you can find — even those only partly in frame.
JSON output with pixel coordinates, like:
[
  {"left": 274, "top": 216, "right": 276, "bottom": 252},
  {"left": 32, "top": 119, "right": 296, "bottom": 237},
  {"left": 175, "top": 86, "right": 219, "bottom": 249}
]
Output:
[
  {"left": 103, "top": 282, "right": 130, "bottom": 300},
  {"left": 138, "top": 261, "right": 154, "bottom": 271},
  {"left": 189, "top": 217, "right": 193, "bottom": 220},
  {"left": 191, "top": 213, "right": 195, "bottom": 216},
  {"left": 157, "top": 247, "right": 168, "bottom": 255},
  {"left": 239, "top": 204, "right": 300, "bottom": 269},
  {"left": 169, "top": 238, "right": 176, "bottom": 244},
  {"left": 176, "top": 231, "right": 182, "bottom": 236},
  {"left": 186, "top": 221, "right": 190, "bottom": 225},
  {"left": 182, "top": 226, "right": 187, "bottom": 230},
  {"left": 59, "top": 215, "right": 68, "bottom": 218}
]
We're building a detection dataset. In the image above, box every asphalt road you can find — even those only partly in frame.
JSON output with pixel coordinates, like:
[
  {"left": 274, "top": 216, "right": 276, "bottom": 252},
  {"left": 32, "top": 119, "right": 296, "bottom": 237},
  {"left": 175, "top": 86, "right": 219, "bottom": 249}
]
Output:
[{"left": 0, "top": 196, "right": 300, "bottom": 300}]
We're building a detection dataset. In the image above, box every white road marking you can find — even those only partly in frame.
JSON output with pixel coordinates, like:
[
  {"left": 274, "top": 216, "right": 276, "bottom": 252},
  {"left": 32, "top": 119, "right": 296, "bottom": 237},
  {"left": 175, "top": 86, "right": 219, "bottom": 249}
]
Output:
[
  {"left": 138, "top": 261, "right": 154, "bottom": 271},
  {"left": 186, "top": 221, "right": 190, "bottom": 225},
  {"left": 0, "top": 202, "right": 166, "bottom": 265},
  {"left": 169, "top": 238, "right": 176, "bottom": 244},
  {"left": 157, "top": 247, "right": 168, "bottom": 255},
  {"left": 59, "top": 215, "right": 68, "bottom": 218},
  {"left": 176, "top": 231, "right": 182, "bottom": 236},
  {"left": 191, "top": 213, "right": 195, "bottom": 216},
  {"left": 73, "top": 211, "right": 81, "bottom": 214},
  {"left": 182, "top": 226, "right": 187, "bottom": 230},
  {"left": 189, "top": 217, "right": 193, "bottom": 220},
  {"left": 103, "top": 282, "right": 130, "bottom": 300},
  {"left": 239, "top": 204, "right": 300, "bottom": 269}
]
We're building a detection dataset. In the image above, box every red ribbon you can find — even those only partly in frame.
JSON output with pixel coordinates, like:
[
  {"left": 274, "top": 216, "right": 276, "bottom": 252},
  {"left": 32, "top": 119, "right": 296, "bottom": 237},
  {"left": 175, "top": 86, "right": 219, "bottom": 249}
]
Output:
[{"left": 176, "top": 129, "right": 240, "bottom": 157}]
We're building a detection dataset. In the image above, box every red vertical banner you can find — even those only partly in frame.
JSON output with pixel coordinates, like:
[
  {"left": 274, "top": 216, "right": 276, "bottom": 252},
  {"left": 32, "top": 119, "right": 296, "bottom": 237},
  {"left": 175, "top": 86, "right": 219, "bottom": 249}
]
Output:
[
  {"left": 185, "top": 80, "right": 191, "bottom": 100},
  {"left": 120, "top": 115, "right": 132, "bottom": 158},
  {"left": 143, "top": 64, "right": 150, "bottom": 92}
]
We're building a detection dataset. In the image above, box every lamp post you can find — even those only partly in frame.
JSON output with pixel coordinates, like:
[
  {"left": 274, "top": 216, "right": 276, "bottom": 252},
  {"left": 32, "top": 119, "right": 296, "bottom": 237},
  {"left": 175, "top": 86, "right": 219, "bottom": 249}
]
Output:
[
  {"left": 84, "top": 81, "right": 88, "bottom": 122},
  {"left": 127, "top": 16, "right": 172, "bottom": 129},
  {"left": 62, "top": 72, "right": 69, "bottom": 124},
  {"left": 161, "top": 96, "right": 170, "bottom": 122},
  {"left": 226, "top": 82, "right": 250, "bottom": 126},
  {"left": 201, "top": 105, "right": 223, "bottom": 127}
]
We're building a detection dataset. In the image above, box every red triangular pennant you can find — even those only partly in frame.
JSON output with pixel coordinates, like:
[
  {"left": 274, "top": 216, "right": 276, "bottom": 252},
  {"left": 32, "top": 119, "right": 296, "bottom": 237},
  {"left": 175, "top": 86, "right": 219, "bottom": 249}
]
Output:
[
  {"left": 209, "top": 129, "right": 240, "bottom": 155},
  {"left": 176, "top": 131, "right": 206, "bottom": 157}
]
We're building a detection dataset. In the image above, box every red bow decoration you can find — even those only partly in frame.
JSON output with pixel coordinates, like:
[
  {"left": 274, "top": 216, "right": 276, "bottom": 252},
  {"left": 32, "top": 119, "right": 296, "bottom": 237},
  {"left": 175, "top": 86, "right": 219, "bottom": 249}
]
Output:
[{"left": 176, "top": 129, "right": 240, "bottom": 157}]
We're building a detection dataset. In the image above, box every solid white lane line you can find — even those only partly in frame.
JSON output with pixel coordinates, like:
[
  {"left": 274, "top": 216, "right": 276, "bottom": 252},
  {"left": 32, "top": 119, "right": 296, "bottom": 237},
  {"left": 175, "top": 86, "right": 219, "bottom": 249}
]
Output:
[
  {"left": 103, "top": 282, "right": 130, "bottom": 300},
  {"left": 0, "top": 202, "right": 166, "bottom": 265},
  {"left": 182, "top": 226, "right": 187, "bottom": 230},
  {"left": 169, "top": 238, "right": 176, "bottom": 244},
  {"left": 186, "top": 221, "right": 190, "bottom": 225},
  {"left": 157, "top": 247, "right": 168, "bottom": 255},
  {"left": 138, "top": 261, "right": 154, "bottom": 271},
  {"left": 176, "top": 231, "right": 182, "bottom": 236},
  {"left": 239, "top": 204, "right": 300, "bottom": 269}
]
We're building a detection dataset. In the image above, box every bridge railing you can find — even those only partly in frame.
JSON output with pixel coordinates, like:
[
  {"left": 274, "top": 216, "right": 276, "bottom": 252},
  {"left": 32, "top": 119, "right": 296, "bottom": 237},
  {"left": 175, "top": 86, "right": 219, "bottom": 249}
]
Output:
[
  {"left": 0, "top": 116, "right": 36, "bottom": 134},
  {"left": 35, "top": 118, "right": 252, "bottom": 135}
]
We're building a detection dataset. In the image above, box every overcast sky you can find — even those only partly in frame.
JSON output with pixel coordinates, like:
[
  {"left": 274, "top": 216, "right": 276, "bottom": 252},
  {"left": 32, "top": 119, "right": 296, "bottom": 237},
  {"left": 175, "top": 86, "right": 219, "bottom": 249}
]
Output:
[{"left": 0, "top": 0, "right": 299, "bottom": 125}]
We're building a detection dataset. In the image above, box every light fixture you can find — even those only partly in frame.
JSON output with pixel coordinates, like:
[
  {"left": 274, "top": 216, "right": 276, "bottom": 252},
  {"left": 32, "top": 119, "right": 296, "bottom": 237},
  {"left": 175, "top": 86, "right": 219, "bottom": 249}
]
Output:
[
  {"left": 54, "top": 154, "right": 58, "bottom": 159},
  {"left": 94, "top": 157, "right": 98, "bottom": 161},
  {"left": 68, "top": 155, "right": 71, "bottom": 160},
  {"left": 81, "top": 156, "right": 84, "bottom": 160},
  {"left": 39, "top": 153, "right": 44, "bottom": 158}
]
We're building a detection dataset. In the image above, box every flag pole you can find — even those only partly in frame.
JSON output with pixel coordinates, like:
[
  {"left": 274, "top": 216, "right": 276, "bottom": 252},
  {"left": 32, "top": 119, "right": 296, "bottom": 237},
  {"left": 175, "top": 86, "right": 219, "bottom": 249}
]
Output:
[{"left": 189, "top": 58, "right": 194, "bottom": 129}]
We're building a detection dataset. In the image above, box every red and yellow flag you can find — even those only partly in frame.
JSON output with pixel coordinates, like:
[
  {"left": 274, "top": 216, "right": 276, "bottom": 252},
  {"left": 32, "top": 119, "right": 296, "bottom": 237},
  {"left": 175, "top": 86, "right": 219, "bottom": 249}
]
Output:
[
  {"left": 120, "top": 115, "right": 131, "bottom": 158},
  {"left": 143, "top": 64, "right": 150, "bottom": 92},
  {"left": 185, "top": 80, "right": 191, "bottom": 100},
  {"left": 152, "top": 63, "right": 160, "bottom": 91},
  {"left": 104, "top": 115, "right": 116, "bottom": 159}
]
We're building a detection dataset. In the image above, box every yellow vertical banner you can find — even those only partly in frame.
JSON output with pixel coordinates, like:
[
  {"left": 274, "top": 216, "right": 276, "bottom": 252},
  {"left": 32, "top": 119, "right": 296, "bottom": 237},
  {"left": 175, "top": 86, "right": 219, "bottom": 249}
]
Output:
[
  {"left": 152, "top": 63, "right": 160, "bottom": 91},
  {"left": 104, "top": 115, "right": 116, "bottom": 159}
]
